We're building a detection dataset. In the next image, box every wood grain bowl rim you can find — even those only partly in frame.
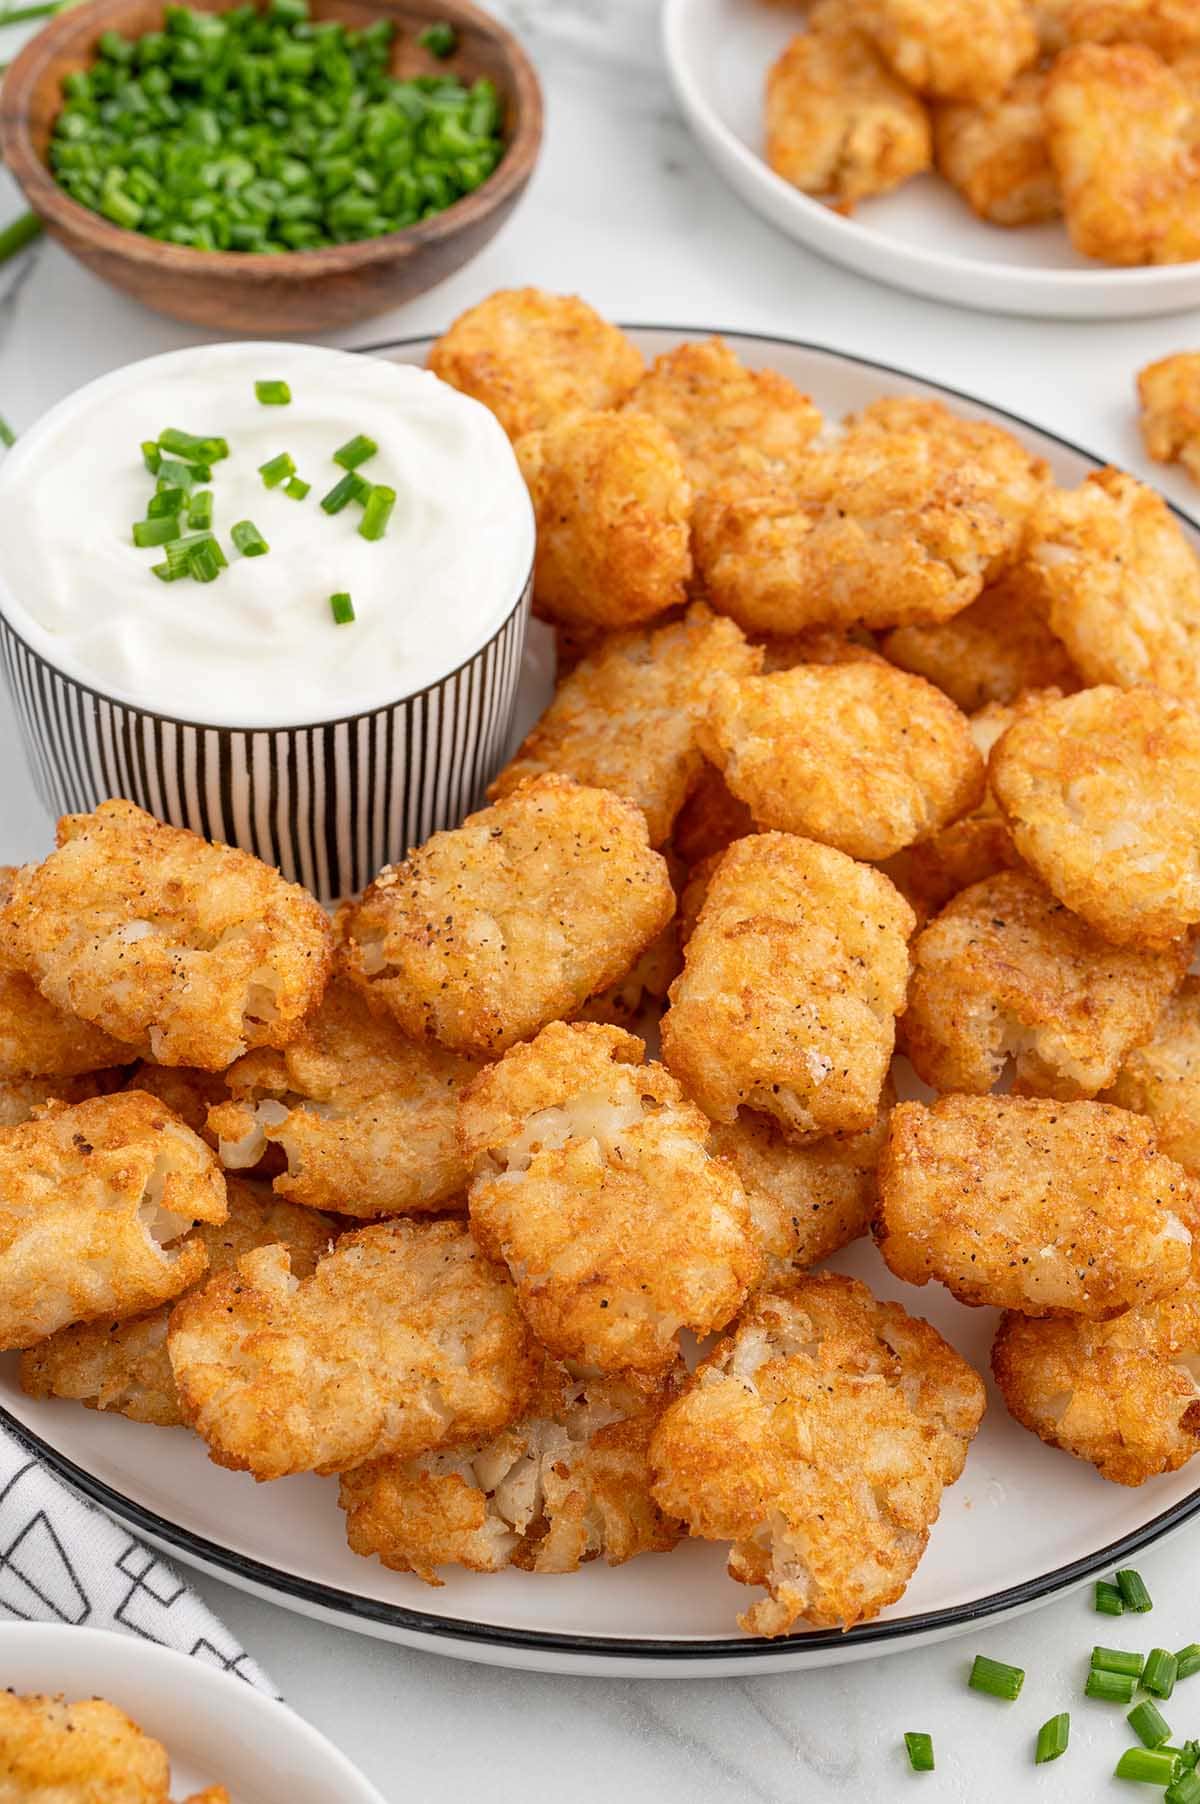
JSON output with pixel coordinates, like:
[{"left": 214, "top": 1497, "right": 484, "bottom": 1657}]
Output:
[{"left": 0, "top": 0, "right": 543, "bottom": 282}]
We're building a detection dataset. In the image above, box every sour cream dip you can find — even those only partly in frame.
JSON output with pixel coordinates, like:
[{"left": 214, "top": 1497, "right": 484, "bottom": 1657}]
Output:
[{"left": 0, "top": 342, "right": 534, "bottom": 728}]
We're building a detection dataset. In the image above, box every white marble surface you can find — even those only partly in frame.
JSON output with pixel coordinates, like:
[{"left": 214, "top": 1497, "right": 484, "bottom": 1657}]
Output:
[{"left": 4, "top": 1, "right": 1200, "bottom": 1796}]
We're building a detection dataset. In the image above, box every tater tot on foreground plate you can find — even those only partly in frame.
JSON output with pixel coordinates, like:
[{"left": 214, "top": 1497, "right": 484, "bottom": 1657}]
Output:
[
  {"left": 660, "top": 833, "right": 914, "bottom": 1139},
  {"left": 881, "top": 565, "right": 1079, "bottom": 712},
  {"left": 859, "top": 0, "right": 1037, "bottom": 101},
  {"left": 0, "top": 1693, "right": 171, "bottom": 1801},
  {"left": 877, "top": 1095, "right": 1194, "bottom": 1317},
  {"left": 0, "top": 864, "right": 133, "bottom": 1078},
  {"left": 461, "top": 1021, "right": 759, "bottom": 1373},
  {"left": 990, "top": 684, "right": 1200, "bottom": 948},
  {"left": 649, "top": 1273, "right": 986, "bottom": 1636},
  {"left": 1103, "top": 976, "right": 1200, "bottom": 1174},
  {"left": 340, "top": 1352, "right": 684, "bottom": 1583},
  {"left": 168, "top": 1217, "right": 533, "bottom": 1480},
  {"left": 338, "top": 775, "right": 674, "bottom": 1057}
]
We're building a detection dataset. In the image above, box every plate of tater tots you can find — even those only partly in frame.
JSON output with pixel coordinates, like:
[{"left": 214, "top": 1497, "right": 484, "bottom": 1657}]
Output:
[
  {"left": 7, "top": 289, "right": 1200, "bottom": 1674},
  {"left": 664, "top": 0, "right": 1200, "bottom": 318}
]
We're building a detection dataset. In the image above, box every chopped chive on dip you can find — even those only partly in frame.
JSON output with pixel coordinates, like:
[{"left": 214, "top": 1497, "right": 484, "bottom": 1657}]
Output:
[
  {"left": 320, "top": 470, "right": 368, "bottom": 514},
  {"left": 284, "top": 475, "right": 311, "bottom": 500},
  {"left": 231, "top": 518, "right": 269, "bottom": 557},
  {"left": 330, "top": 590, "right": 355, "bottom": 625},
  {"left": 359, "top": 483, "right": 395, "bottom": 541},
  {"left": 259, "top": 451, "right": 296, "bottom": 488},
  {"left": 48, "top": 1, "right": 506, "bottom": 255},
  {"left": 333, "top": 432, "right": 378, "bottom": 471},
  {"left": 255, "top": 379, "right": 292, "bottom": 405}
]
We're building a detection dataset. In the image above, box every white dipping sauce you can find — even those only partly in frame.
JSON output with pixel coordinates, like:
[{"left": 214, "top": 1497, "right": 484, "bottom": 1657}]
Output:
[{"left": 0, "top": 342, "right": 534, "bottom": 728}]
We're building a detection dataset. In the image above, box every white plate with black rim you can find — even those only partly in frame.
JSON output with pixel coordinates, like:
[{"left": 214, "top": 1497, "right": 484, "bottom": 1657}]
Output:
[
  {"left": 1, "top": 327, "right": 1199, "bottom": 1678},
  {"left": 663, "top": 0, "right": 1200, "bottom": 320}
]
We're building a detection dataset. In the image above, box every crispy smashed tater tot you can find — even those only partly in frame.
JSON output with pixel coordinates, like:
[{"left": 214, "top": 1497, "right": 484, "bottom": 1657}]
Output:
[
  {"left": 649, "top": 1272, "right": 985, "bottom": 1636},
  {"left": 1046, "top": 45, "right": 1200, "bottom": 265},
  {"left": 123, "top": 1063, "right": 229, "bottom": 1143},
  {"left": 764, "top": 14, "right": 932, "bottom": 209},
  {"left": 935, "top": 69, "right": 1060, "bottom": 226},
  {"left": 621, "top": 337, "right": 822, "bottom": 503},
  {"left": 900, "top": 869, "right": 1190, "bottom": 1099},
  {"left": 671, "top": 762, "right": 755, "bottom": 866},
  {"left": 0, "top": 1692, "right": 170, "bottom": 1800},
  {"left": 693, "top": 399, "right": 1047, "bottom": 635},
  {"left": 461, "top": 1022, "right": 759, "bottom": 1372},
  {"left": 207, "top": 980, "right": 477, "bottom": 1218},
  {"left": 1064, "top": 0, "right": 1200, "bottom": 54},
  {"left": 338, "top": 775, "right": 675, "bottom": 1057},
  {"left": 0, "top": 864, "right": 133, "bottom": 1078},
  {"left": 0, "top": 801, "right": 333, "bottom": 1071},
  {"left": 168, "top": 1216, "right": 533, "bottom": 1480},
  {"left": 0, "top": 1090, "right": 227, "bottom": 1351},
  {"left": 489, "top": 604, "right": 760, "bottom": 845},
  {"left": 340, "top": 1353, "right": 684, "bottom": 1583},
  {"left": 1103, "top": 976, "right": 1200, "bottom": 1173},
  {"left": 1025, "top": 469, "right": 1200, "bottom": 699},
  {"left": 426, "top": 288, "right": 644, "bottom": 441},
  {"left": 700, "top": 662, "right": 984, "bottom": 861},
  {"left": 990, "top": 684, "right": 1200, "bottom": 948},
  {"left": 883, "top": 565, "right": 1079, "bottom": 712},
  {"left": 992, "top": 1268, "right": 1200, "bottom": 1485},
  {"left": 575, "top": 917, "right": 681, "bottom": 1029},
  {"left": 1139, "top": 352, "right": 1200, "bottom": 486},
  {"left": 19, "top": 1178, "right": 335, "bottom": 1428},
  {"left": 877, "top": 1095, "right": 1195, "bottom": 1316},
  {"left": 860, "top": 0, "right": 1037, "bottom": 101},
  {"left": 515, "top": 412, "right": 692, "bottom": 630},
  {"left": 710, "top": 1078, "right": 893, "bottom": 1287},
  {"left": 661, "top": 834, "right": 914, "bottom": 1139},
  {"left": 0, "top": 1071, "right": 119, "bottom": 1128},
  {"left": 757, "top": 625, "right": 885, "bottom": 672}
]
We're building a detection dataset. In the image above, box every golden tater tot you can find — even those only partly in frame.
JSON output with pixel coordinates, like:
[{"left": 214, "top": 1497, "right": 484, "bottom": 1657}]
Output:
[
  {"left": 338, "top": 775, "right": 674, "bottom": 1057},
  {"left": 900, "top": 869, "right": 1190, "bottom": 1099},
  {"left": 168, "top": 1217, "right": 533, "bottom": 1480},
  {"left": 574, "top": 917, "right": 681, "bottom": 1028},
  {"left": 340, "top": 1354, "right": 683, "bottom": 1583},
  {"left": 515, "top": 412, "right": 692, "bottom": 630},
  {"left": 461, "top": 1022, "right": 759, "bottom": 1373},
  {"left": 661, "top": 834, "right": 914, "bottom": 1139},
  {"left": 860, "top": 0, "right": 1037, "bottom": 101},
  {"left": 0, "top": 1693, "right": 171, "bottom": 1800},
  {"left": 0, "top": 1071, "right": 120, "bottom": 1128},
  {"left": 934, "top": 69, "right": 1060, "bottom": 226},
  {"left": 19, "top": 1177, "right": 335, "bottom": 1428},
  {"left": 0, "top": 801, "right": 333, "bottom": 1071},
  {"left": 0, "top": 1090, "right": 227, "bottom": 1351},
  {"left": 990, "top": 684, "right": 1200, "bottom": 948},
  {"left": 992, "top": 1272, "right": 1200, "bottom": 1485},
  {"left": 123, "top": 1063, "right": 229, "bottom": 1143},
  {"left": 1046, "top": 44, "right": 1200, "bottom": 265},
  {"left": 700, "top": 662, "right": 984, "bottom": 861},
  {"left": 1103, "top": 976, "right": 1200, "bottom": 1174},
  {"left": 207, "top": 980, "right": 477, "bottom": 1219},
  {"left": 489, "top": 604, "right": 760, "bottom": 845},
  {"left": 1139, "top": 352, "right": 1200, "bottom": 486},
  {"left": 882, "top": 566, "right": 1079, "bottom": 712},
  {"left": 1025, "top": 469, "right": 1200, "bottom": 700},
  {"left": 0, "top": 864, "right": 133, "bottom": 1078},
  {"left": 1064, "top": 0, "right": 1200, "bottom": 55},
  {"left": 877, "top": 1095, "right": 1195, "bottom": 1316},
  {"left": 649, "top": 1273, "right": 985, "bottom": 1636},
  {"left": 621, "top": 337, "right": 822, "bottom": 503},
  {"left": 756, "top": 625, "right": 885, "bottom": 672},
  {"left": 426, "top": 288, "right": 644, "bottom": 441},
  {"left": 764, "top": 16, "right": 932, "bottom": 209},
  {"left": 709, "top": 1077, "right": 893, "bottom": 1287},
  {"left": 670, "top": 762, "right": 755, "bottom": 867}
]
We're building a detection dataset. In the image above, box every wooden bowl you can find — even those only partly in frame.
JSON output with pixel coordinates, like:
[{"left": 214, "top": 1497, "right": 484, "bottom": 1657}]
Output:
[{"left": 0, "top": 0, "right": 542, "bottom": 332}]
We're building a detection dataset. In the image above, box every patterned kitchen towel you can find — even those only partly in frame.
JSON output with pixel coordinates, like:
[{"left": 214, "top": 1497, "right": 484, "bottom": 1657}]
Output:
[{"left": 0, "top": 1420, "right": 278, "bottom": 1693}]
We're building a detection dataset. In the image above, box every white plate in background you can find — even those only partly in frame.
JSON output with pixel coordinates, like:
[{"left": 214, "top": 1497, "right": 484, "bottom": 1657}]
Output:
[{"left": 662, "top": 0, "right": 1200, "bottom": 319}]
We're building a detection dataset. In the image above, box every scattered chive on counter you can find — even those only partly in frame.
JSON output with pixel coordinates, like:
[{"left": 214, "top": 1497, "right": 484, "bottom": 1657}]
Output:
[
  {"left": 1086, "top": 1669, "right": 1137, "bottom": 1705},
  {"left": 0, "top": 414, "right": 14, "bottom": 449},
  {"left": 46, "top": 0, "right": 506, "bottom": 254},
  {"left": 903, "top": 1732, "right": 934, "bottom": 1773},
  {"left": 1128, "top": 1699, "right": 1173, "bottom": 1749},
  {"left": 1119, "top": 1570, "right": 1155, "bottom": 1614},
  {"left": 1179, "top": 1648, "right": 1200, "bottom": 1683},
  {"left": 1093, "top": 1648, "right": 1146, "bottom": 1679},
  {"left": 1170, "top": 1770, "right": 1200, "bottom": 1804},
  {"left": 968, "top": 1655, "right": 1025, "bottom": 1702},
  {"left": 1034, "top": 1713, "right": 1070, "bottom": 1765},
  {"left": 1145, "top": 1650, "right": 1180, "bottom": 1701},
  {"left": 1115, "top": 1746, "right": 1182, "bottom": 1785},
  {"left": 1097, "top": 1581, "right": 1127, "bottom": 1616}
]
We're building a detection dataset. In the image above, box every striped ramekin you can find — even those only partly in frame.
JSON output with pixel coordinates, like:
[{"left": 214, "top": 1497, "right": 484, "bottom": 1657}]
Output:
[{"left": 0, "top": 580, "right": 530, "bottom": 902}]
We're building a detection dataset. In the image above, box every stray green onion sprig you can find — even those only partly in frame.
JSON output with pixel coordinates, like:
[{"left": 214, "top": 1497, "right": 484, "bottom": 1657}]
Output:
[
  {"left": 968, "top": 1655, "right": 1024, "bottom": 1701},
  {"left": 1092, "top": 1647, "right": 1145, "bottom": 1678},
  {"left": 1086, "top": 1669, "right": 1137, "bottom": 1705},
  {"left": 1143, "top": 1648, "right": 1179, "bottom": 1700},
  {"left": 1128, "top": 1699, "right": 1173, "bottom": 1749},
  {"left": 330, "top": 590, "right": 354, "bottom": 625},
  {"left": 255, "top": 380, "right": 292, "bottom": 406},
  {"left": 231, "top": 519, "right": 269, "bottom": 557},
  {"left": 1034, "top": 1713, "right": 1070, "bottom": 1765},
  {"left": 1115, "top": 1746, "right": 1181, "bottom": 1785},
  {"left": 1168, "top": 1771, "right": 1200, "bottom": 1804},
  {"left": 0, "top": 211, "right": 43, "bottom": 265},
  {"left": 1117, "top": 1570, "right": 1154, "bottom": 1614},
  {"left": 1096, "top": 1580, "right": 1126, "bottom": 1616},
  {"left": 1178, "top": 1647, "right": 1200, "bottom": 1683},
  {"left": 903, "top": 1732, "right": 934, "bottom": 1773}
]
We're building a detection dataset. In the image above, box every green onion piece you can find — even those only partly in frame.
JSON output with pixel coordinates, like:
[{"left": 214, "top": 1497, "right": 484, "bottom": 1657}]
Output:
[
  {"left": 330, "top": 591, "right": 355, "bottom": 625},
  {"left": 1177, "top": 1647, "right": 1200, "bottom": 1682},
  {"left": 417, "top": 20, "right": 457, "bottom": 56},
  {"left": 0, "top": 211, "right": 42, "bottom": 266},
  {"left": 157, "top": 456, "right": 210, "bottom": 488},
  {"left": 0, "top": 414, "right": 14, "bottom": 449},
  {"left": 1167, "top": 1772, "right": 1200, "bottom": 1804},
  {"left": 332, "top": 432, "right": 378, "bottom": 471},
  {"left": 320, "top": 471, "right": 366, "bottom": 515},
  {"left": 1118, "top": 1570, "right": 1154, "bottom": 1614},
  {"left": 1093, "top": 1647, "right": 1145, "bottom": 1678},
  {"left": 358, "top": 483, "right": 395, "bottom": 541},
  {"left": 1144, "top": 1649, "right": 1179, "bottom": 1700},
  {"left": 969, "top": 1655, "right": 1024, "bottom": 1701},
  {"left": 188, "top": 539, "right": 222, "bottom": 583},
  {"left": 1128, "top": 1700, "right": 1173, "bottom": 1748},
  {"left": 231, "top": 519, "right": 269, "bottom": 557},
  {"left": 187, "top": 490, "right": 213, "bottom": 531},
  {"left": 1181, "top": 1743, "right": 1200, "bottom": 1771},
  {"left": 1096, "top": 1580, "right": 1126, "bottom": 1616},
  {"left": 1086, "top": 1670, "right": 1137, "bottom": 1704},
  {"left": 1115, "top": 1747, "right": 1181, "bottom": 1785},
  {"left": 259, "top": 451, "right": 296, "bottom": 489},
  {"left": 284, "top": 476, "right": 311, "bottom": 501},
  {"left": 158, "top": 426, "right": 229, "bottom": 463},
  {"left": 150, "top": 558, "right": 184, "bottom": 582},
  {"left": 903, "top": 1732, "right": 933, "bottom": 1773},
  {"left": 0, "top": 2, "right": 67, "bottom": 25},
  {"left": 255, "top": 379, "right": 292, "bottom": 406},
  {"left": 132, "top": 514, "right": 181, "bottom": 547},
  {"left": 148, "top": 486, "right": 186, "bottom": 518},
  {"left": 141, "top": 441, "right": 162, "bottom": 476},
  {"left": 1034, "top": 1713, "right": 1069, "bottom": 1765}
]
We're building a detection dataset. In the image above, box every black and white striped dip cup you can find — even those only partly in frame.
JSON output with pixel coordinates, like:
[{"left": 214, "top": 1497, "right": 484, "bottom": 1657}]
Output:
[{"left": 0, "top": 344, "right": 535, "bottom": 902}]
